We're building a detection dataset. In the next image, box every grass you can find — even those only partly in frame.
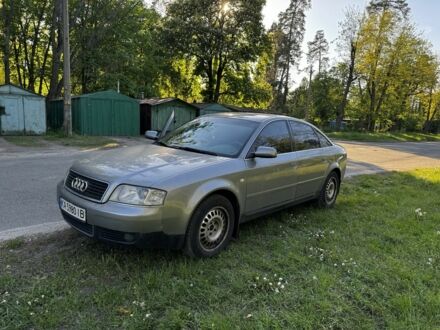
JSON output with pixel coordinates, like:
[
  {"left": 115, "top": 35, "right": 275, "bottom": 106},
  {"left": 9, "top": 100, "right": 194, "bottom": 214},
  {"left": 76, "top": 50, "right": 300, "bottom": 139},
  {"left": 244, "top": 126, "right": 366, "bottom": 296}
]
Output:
[
  {"left": 43, "top": 131, "right": 119, "bottom": 148},
  {"left": 2, "top": 131, "right": 119, "bottom": 149},
  {"left": 326, "top": 131, "right": 440, "bottom": 142},
  {"left": 1, "top": 168, "right": 440, "bottom": 329},
  {"left": 3, "top": 136, "right": 46, "bottom": 147}
]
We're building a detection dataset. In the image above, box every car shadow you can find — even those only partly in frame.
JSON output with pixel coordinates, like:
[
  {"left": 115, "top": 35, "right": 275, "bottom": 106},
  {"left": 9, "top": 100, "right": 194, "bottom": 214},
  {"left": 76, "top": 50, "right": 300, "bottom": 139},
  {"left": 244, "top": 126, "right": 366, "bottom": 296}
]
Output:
[{"left": 345, "top": 159, "right": 386, "bottom": 176}]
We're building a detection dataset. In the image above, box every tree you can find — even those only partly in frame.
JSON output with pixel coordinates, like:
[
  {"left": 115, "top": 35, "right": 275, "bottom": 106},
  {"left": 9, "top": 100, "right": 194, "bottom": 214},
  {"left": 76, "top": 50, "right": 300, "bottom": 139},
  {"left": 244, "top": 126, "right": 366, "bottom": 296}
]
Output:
[
  {"left": 270, "top": 0, "right": 310, "bottom": 110},
  {"left": 356, "top": 6, "right": 405, "bottom": 130},
  {"left": 47, "top": 0, "right": 63, "bottom": 101},
  {"left": 305, "top": 29, "right": 329, "bottom": 119},
  {"left": 311, "top": 71, "right": 343, "bottom": 125},
  {"left": 162, "top": 0, "right": 266, "bottom": 103},
  {"left": 1, "top": 0, "right": 13, "bottom": 84},
  {"left": 307, "top": 30, "right": 329, "bottom": 75},
  {"left": 335, "top": 8, "right": 363, "bottom": 130},
  {"left": 157, "top": 58, "right": 203, "bottom": 102},
  {"left": 289, "top": 70, "right": 343, "bottom": 125},
  {"left": 367, "top": 0, "right": 409, "bottom": 17},
  {"left": 7, "top": 0, "right": 53, "bottom": 93},
  {"left": 220, "top": 50, "right": 273, "bottom": 108},
  {"left": 69, "top": 0, "right": 162, "bottom": 96}
]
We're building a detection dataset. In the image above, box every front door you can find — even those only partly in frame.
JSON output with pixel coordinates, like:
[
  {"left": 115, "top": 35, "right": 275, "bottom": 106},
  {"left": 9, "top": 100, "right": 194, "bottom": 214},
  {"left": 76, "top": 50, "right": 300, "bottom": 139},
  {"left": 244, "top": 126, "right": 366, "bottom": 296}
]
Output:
[{"left": 244, "top": 120, "right": 296, "bottom": 215}]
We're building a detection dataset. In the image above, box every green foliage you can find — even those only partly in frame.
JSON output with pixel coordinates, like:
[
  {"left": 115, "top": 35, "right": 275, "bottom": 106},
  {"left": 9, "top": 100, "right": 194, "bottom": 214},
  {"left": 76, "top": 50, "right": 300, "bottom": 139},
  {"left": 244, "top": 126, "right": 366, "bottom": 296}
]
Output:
[
  {"left": 220, "top": 51, "right": 273, "bottom": 108},
  {"left": 2, "top": 0, "right": 439, "bottom": 129},
  {"left": 289, "top": 0, "right": 440, "bottom": 133},
  {"left": 287, "top": 71, "right": 343, "bottom": 124},
  {"left": 161, "top": 0, "right": 267, "bottom": 103},
  {"left": 269, "top": 0, "right": 311, "bottom": 110},
  {"left": 69, "top": 0, "right": 163, "bottom": 97},
  {"left": 156, "top": 58, "right": 203, "bottom": 102}
]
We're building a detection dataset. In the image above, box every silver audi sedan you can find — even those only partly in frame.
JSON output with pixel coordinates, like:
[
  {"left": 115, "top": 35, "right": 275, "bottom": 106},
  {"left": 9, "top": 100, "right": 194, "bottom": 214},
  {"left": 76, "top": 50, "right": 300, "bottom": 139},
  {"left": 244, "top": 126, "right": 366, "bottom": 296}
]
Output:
[{"left": 57, "top": 113, "right": 346, "bottom": 257}]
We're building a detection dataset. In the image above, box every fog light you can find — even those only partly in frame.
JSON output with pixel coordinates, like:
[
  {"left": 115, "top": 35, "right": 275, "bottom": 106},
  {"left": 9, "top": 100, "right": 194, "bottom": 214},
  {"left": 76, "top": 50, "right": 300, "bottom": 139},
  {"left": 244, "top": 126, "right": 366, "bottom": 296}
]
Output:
[{"left": 123, "top": 233, "right": 135, "bottom": 242}]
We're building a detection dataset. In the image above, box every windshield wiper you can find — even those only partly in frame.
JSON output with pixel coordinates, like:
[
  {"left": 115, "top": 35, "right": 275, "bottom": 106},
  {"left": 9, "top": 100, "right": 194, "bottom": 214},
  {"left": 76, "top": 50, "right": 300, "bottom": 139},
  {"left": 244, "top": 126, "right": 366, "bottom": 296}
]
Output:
[{"left": 168, "top": 145, "right": 219, "bottom": 156}]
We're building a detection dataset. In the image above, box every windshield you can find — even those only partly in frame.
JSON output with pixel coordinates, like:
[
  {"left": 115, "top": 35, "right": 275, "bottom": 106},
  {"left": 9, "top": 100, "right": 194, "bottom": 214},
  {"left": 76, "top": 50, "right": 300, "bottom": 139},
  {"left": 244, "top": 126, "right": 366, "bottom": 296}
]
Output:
[{"left": 159, "top": 117, "right": 259, "bottom": 157}]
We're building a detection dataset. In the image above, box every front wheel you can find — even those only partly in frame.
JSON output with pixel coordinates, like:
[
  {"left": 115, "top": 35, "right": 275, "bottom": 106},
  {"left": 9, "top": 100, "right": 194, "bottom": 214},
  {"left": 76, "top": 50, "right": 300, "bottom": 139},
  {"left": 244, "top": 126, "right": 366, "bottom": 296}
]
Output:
[
  {"left": 184, "top": 195, "right": 235, "bottom": 258},
  {"left": 317, "top": 171, "right": 340, "bottom": 208}
]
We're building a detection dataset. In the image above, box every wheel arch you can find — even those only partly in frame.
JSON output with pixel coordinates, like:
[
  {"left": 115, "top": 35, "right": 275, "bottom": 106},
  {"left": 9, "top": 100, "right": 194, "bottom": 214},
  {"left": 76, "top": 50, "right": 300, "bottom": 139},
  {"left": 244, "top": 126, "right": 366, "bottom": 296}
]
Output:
[
  {"left": 330, "top": 167, "right": 341, "bottom": 182},
  {"left": 187, "top": 186, "right": 242, "bottom": 239}
]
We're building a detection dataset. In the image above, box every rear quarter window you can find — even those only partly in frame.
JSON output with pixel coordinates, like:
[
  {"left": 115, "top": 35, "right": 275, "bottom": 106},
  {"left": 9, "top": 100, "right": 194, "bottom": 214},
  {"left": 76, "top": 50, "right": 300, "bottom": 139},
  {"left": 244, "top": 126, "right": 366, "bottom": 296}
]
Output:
[{"left": 315, "top": 130, "right": 333, "bottom": 147}]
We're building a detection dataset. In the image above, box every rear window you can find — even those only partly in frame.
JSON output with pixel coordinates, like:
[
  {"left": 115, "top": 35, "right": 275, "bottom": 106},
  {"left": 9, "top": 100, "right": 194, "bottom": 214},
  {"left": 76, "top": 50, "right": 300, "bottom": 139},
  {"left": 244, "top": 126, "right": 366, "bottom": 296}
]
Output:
[
  {"left": 250, "top": 120, "right": 292, "bottom": 154},
  {"left": 289, "top": 121, "right": 320, "bottom": 151}
]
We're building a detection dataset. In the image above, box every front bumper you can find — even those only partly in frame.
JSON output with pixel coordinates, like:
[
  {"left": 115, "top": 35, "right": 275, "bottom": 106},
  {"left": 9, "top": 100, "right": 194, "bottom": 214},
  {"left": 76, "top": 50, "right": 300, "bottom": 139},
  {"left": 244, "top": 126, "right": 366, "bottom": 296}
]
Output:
[{"left": 57, "top": 181, "right": 184, "bottom": 249}]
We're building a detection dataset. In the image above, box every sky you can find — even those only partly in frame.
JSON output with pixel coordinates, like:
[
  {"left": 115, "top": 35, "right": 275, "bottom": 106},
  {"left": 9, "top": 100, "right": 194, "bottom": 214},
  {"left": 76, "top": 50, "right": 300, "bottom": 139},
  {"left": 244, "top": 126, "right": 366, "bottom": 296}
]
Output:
[{"left": 262, "top": 0, "right": 440, "bottom": 84}]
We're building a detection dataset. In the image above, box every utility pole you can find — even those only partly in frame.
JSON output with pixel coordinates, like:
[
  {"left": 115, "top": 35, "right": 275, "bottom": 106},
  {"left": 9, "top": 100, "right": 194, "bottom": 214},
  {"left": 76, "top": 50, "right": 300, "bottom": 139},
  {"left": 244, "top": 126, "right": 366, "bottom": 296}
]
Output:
[{"left": 62, "top": 0, "right": 72, "bottom": 136}]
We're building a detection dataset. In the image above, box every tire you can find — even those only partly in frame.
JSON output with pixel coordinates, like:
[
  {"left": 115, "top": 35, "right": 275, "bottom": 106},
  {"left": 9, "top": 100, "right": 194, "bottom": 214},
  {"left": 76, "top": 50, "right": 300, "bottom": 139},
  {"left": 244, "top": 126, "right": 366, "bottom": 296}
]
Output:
[
  {"left": 317, "top": 171, "right": 340, "bottom": 208},
  {"left": 184, "top": 195, "right": 235, "bottom": 258}
]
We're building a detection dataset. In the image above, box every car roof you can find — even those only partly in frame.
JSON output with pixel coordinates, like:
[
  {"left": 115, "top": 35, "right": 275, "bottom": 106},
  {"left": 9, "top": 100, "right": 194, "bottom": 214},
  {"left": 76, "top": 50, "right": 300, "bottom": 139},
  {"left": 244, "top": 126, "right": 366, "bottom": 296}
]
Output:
[{"left": 203, "top": 112, "right": 297, "bottom": 123}]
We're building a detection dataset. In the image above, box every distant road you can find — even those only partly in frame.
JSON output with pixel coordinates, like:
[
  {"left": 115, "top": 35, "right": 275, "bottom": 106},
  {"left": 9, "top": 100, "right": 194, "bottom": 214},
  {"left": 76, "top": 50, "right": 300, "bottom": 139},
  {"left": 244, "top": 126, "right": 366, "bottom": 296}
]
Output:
[{"left": 337, "top": 140, "right": 440, "bottom": 176}]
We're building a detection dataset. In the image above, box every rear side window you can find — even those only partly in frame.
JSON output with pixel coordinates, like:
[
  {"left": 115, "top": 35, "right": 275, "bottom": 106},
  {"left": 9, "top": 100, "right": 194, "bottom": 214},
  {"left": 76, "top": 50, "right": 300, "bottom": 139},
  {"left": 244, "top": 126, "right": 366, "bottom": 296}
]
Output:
[
  {"left": 250, "top": 121, "right": 292, "bottom": 154},
  {"left": 289, "top": 121, "right": 320, "bottom": 151},
  {"left": 315, "top": 130, "right": 333, "bottom": 147}
]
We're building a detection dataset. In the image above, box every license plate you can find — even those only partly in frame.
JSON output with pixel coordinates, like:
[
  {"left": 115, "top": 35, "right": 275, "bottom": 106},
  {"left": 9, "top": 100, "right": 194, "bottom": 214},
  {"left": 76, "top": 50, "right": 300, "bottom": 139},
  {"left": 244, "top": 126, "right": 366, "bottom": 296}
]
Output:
[{"left": 60, "top": 198, "right": 86, "bottom": 222}]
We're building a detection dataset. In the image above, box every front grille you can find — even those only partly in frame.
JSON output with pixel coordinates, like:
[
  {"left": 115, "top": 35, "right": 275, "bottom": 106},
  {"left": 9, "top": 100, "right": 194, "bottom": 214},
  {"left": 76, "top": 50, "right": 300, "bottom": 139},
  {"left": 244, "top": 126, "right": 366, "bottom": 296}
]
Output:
[
  {"left": 65, "top": 170, "right": 108, "bottom": 201},
  {"left": 63, "top": 212, "right": 93, "bottom": 236}
]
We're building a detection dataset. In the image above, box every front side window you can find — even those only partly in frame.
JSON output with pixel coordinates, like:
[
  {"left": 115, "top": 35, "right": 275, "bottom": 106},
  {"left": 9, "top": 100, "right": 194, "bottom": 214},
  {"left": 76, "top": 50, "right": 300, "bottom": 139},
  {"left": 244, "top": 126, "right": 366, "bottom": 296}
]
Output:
[
  {"left": 289, "top": 121, "right": 320, "bottom": 151},
  {"left": 250, "top": 121, "right": 292, "bottom": 155}
]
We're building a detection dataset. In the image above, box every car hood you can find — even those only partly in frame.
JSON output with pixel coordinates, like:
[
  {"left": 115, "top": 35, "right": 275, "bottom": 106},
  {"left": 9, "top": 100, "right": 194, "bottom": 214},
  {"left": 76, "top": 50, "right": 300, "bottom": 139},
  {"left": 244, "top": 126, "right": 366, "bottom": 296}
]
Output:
[{"left": 71, "top": 144, "right": 229, "bottom": 185}]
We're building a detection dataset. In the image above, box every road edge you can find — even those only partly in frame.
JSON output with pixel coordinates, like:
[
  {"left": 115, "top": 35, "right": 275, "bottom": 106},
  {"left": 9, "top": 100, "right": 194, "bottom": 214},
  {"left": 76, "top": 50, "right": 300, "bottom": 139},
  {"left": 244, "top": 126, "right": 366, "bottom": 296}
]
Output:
[{"left": 0, "top": 221, "right": 69, "bottom": 242}]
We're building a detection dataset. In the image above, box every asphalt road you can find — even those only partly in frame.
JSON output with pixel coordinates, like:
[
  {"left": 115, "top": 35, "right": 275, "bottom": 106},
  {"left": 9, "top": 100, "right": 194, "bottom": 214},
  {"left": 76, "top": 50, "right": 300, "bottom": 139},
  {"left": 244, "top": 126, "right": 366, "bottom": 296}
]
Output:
[
  {"left": 339, "top": 140, "right": 440, "bottom": 176},
  {"left": 0, "top": 148, "right": 97, "bottom": 232},
  {"left": 0, "top": 138, "right": 439, "bottom": 237}
]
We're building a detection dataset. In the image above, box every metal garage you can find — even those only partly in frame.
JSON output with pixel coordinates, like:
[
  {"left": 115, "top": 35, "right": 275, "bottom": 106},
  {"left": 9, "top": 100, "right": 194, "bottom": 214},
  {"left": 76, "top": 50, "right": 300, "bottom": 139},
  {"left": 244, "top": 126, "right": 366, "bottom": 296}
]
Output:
[
  {"left": 0, "top": 84, "right": 46, "bottom": 135},
  {"left": 47, "top": 90, "right": 139, "bottom": 136},
  {"left": 192, "top": 103, "right": 232, "bottom": 116},
  {"left": 139, "top": 98, "right": 198, "bottom": 134}
]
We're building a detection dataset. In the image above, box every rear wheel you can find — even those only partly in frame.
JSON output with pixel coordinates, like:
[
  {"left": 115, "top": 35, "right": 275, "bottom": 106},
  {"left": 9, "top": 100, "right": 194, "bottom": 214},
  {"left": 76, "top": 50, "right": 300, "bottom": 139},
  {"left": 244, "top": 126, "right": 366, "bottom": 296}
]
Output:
[
  {"left": 317, "top": 171, "right": 340, "bottom": 208},
  {"left": 184, "top": 195, "right": 235, "bottom": 258}
]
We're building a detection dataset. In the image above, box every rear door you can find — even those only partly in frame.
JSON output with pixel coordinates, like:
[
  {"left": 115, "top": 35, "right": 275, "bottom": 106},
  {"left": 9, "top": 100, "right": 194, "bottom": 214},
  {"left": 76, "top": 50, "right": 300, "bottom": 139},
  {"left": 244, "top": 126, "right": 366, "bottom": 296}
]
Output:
[
  {"left": 244, "top": 120, "right": 296, "bottom": 214},
  {"left": 289, "top": 121, "right": 329, "bottom": 200}
]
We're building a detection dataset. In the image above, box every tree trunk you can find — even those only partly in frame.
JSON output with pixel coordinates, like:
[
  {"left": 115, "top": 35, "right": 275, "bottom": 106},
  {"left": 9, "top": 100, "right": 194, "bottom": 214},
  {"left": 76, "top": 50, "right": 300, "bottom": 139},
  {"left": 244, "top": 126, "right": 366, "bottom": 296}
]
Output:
[
  {"left": 305, "top": 65, "right": 313, "bottom": 120},
  {"left": 281, "top": 61, "right": 290, "bottom": 107},
  {"left": 367, "top": 81, "right": 376, "bottom": 131},
  {"left": 205, "top": 58, "right": 215, "bottom": 102},
  {"left": 13, "top": 40, "right": 23, "bottom": 86},
  {"left": 2, "top": 0, "right": 12, "bottom": 84},
  {"left": 336, "top": 42, "right": 356, "bottom": 131},
  {"left": 47, "top": 0, "right": 63, "bottom": 101},
  {"left": 213, "top": 60, "right": 224, "bottom": 103}
]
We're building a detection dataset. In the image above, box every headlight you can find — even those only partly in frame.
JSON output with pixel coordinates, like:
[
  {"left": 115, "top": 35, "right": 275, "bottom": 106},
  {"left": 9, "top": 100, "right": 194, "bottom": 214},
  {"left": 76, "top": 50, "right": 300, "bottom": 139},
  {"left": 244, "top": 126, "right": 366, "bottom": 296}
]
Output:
[{"left": 109, "top": 185, "right": 166, "bottom": 206}]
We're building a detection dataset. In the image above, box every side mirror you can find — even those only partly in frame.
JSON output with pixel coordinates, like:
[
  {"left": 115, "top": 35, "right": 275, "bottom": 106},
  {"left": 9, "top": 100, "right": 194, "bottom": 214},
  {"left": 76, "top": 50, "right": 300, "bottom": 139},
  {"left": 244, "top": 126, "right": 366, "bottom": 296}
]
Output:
[
  {"left": 254, "top": 146, "right": 277, "bottom": 158},
  {"left": 145, "top": 130, "right": 159, "bottom": 140}
]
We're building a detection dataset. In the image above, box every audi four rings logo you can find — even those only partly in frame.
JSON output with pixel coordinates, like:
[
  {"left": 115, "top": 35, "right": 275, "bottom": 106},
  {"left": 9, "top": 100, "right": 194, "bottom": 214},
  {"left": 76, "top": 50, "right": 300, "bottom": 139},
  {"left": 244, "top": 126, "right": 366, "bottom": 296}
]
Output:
[{"left": 71, "top": 177, "right": 88, "bottom": 192}]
